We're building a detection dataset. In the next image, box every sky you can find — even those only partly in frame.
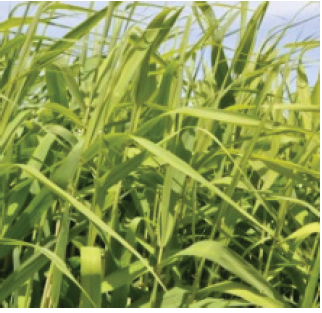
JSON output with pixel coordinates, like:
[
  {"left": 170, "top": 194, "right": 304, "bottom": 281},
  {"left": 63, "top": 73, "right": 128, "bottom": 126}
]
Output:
[{"left": 0, "top": 1, "right": 320, "bottom": 86}]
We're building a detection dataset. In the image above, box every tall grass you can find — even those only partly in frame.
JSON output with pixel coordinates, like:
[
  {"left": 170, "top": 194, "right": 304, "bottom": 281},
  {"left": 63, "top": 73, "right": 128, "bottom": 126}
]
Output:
[{"left": 0, "top": 1, "right": 320, "bottom": 308}]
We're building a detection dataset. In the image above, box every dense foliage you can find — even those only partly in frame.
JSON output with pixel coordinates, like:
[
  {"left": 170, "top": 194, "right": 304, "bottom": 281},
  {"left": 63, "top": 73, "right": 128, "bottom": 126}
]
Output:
[{"left": 0, "top": 1, "right": 320, "bottom": 308}]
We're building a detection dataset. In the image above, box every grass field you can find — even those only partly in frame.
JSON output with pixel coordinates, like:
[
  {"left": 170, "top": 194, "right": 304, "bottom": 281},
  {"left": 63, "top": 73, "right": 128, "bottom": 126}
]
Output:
[{"left": 0, "top": 1, "right": 320, "bottom": 308}]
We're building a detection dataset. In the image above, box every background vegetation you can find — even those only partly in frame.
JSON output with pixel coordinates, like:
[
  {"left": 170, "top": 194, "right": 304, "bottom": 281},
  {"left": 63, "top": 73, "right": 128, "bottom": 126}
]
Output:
[{"left": 0, "top": 1, "right": 320, "bottom": 308}]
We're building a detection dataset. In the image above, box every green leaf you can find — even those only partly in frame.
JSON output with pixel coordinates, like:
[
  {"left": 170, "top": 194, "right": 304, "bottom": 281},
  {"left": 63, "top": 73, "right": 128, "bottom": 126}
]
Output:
[
  {"left": 0, "top": 36, "right": 26, "bottom": 58},
  {"left": 301, "top": 246, "right": 320, "bottom": 308},
  {"left": 233, "top": 2, "right": 268, "bottom": 74},
  {"left": 175, "top": 240, "right": 286, "bottom": 305},
  {"left": 51, "top": 139, "right": 83, "bottom": 189},
  {"left": 198, "top": 281, "right": 286, "bottom": 308},
  {"left": 311, "top": 74, "right": 320, "bottom": 106},
  {"left": 98, "top": 152, "right": 147, "bottom": 191},
  {"left": 0, "top": 189, "right": 55, "bottom": 258},
  {"left": 280, "top": 223, "right": 320, "bottom": 243},
  {"left": 160, "top": 287, "right": 187, "bottom": 308},
  {"left": 0, "top": 239, "right": 91, "bottom": 305},
  {"left": 35, "top": 6, "right": 110, "bottom": 65},
  {"left": 46, "top": 65, "right": 69, "bottom": 107},
  {"left": 0, "top": 242, "right": 53, "bottom": 303},
  {"left": 131, "top": 136, "right": 273, "bottom": 235},
  {"left": 284, "top": 41, "right": 319, "bottom": 49},
  {"left": 3, "top": 163, "right": 165, "bottom": 291},
  {"left": 0, "top": 17, "right": 49, "bottom": 31},
  {"left": 41, "top": 103, "right": 84, "bottom": 127},
  {"left": 101, "top": 261, "right": 147, "bottom": 293},
  {"left": 80, "top": 247, "right": 102, "bottom": 308},
  {"left": 0, "top": 110, "right": 31, "bottom": 150}
]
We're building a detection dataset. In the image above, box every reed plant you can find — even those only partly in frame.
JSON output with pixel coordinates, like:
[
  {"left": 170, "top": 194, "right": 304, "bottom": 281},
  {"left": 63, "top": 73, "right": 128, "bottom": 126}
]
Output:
[{"left": 0, "top": 1, "right": 320, "bottom": 308}]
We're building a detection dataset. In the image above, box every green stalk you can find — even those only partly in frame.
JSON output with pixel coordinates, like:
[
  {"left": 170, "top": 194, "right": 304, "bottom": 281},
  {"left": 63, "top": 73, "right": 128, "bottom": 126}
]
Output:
[{"left": 301, "top": 243, "right": 320, "bottom": 308}]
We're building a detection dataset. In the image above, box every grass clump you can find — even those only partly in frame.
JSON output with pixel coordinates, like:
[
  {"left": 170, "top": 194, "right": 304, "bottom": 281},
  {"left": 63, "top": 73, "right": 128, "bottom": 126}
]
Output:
[{"left": 0, "top": 1, "right": 320, "bottom": 308}]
